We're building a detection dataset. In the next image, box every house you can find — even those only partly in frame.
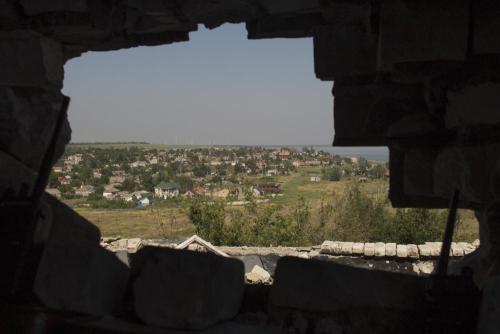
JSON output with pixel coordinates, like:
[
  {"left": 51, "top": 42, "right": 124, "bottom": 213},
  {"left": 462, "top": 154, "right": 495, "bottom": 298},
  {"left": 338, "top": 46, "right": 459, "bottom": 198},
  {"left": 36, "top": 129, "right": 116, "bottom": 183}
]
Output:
[
  {"left": 130, "top": 161, "right": 147, "bottom": 168},
  {"left": 103, "top": 185, "right": 119, "bottom": 199},
  {"left": 310, "top": 176, "right": 321, "bottom": 182},
  {"left": 266, "top": 169, "right": 278, "bottom": 177},
  {"left": 109, "top": 175, "right": 126, "bottom": 184},
  {"left": 66, "top": 154, "right": 83, "bottom": 165},
  {"left": 279, "top": 148, "right": 291, "bottom": 159},
  {"left": 256, "top": 160, "right": 267, "bottom": 170},
  {"left": 253, "top": 182, "right": 282, "bottom": 195},
  {"left": 58, "top": 175, "right": 71, "bottom": 185},
  {"left": 75, "top": 184, "right": 95, "bottom": 197},
  {"left": 116, "top": 191, "right": 130, "bottom": 200},
  {"left": 154, "top": 182, "right": 180, "bottom": 199},
  {"left": 45, "top": 188, "right": 61, "bottom": 199}
]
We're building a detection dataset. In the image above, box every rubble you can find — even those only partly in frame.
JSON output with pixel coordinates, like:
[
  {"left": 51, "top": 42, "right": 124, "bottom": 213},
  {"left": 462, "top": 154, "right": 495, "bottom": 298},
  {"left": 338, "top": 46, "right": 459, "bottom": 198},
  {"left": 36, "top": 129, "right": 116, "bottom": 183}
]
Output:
[
  {"left": 132, "top": 247, "right": 245, "bottom": 330},
  {"left": 246, "top": 265, "right": 272, "bottom": 284},
  {"left": 34, "top": 197, "right": 129, "bottom": 316}
]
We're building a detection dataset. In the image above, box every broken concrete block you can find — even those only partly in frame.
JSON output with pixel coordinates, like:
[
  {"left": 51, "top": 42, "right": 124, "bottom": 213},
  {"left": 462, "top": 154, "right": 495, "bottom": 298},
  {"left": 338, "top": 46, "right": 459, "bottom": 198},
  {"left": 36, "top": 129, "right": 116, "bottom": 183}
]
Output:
[
  {"left": 247, "top": 13, "right": 323, "bottom": 39},
  {"left": 397, "top": 244, "right": 408, "bottom": 258},
  {"left": 246, "top": 265, "right": 271, "bottom": 284},
  {"left": 407, "top": 244, "right": 419, "bottom": 259},
  {"left": 320, "top": 241, "right": 342, "bottom": 255},
  {"left": 425, "top": 242, "right": 442, "bottom": 257},
  {"left": 0, "top": 30, "right": 64, "bottom": 88},
  {"left": 132, "top": 247, "right": 245, "bottom": 330},
  {"left": 374, "top": 243, "right": 385, "bottom": 257},
  {"left": 0, "top": 87, "right": 70, "bottom": 170},
  {"left": 385, "top": 243, "right": 397, "bottom": 257},
  {"left": 378, "top": 0, "right": 468, "bottom": 69},
  {"left": 364, "top": 243, "right": 375, "bottom": 257},
  {"left": 35, "top": 196, "right": 128, "bottom": 316},
  {"left": 333, "top": 81, "right": 431, "bottom": 146},
  {"left": 476, "top": 274, "right": 500, "bottom": 334},
  {"left": 19, "top": 0, "right": 88, "bottom": 15},
  {"left": 413, "top": 261, "right": 434, "bottom": 275},
  {"left": 447, "top": 83, "right": 500, "bottom": 129},
  {"left": 35, "top": 240, "right": 129, "bottom": 316},
  {"left": 126, "top": 238, "right": 143, "bottom": 253},
  {"left": 474, "top": 0, "right": 500, "bottom": 54},
  {"left": 451, "top": 243, "right": 465, "bottom": 257},
  {"left": 472, "top": 239, "right": 480, "bottom": 248},
  {"left": 458, "top": 242, "right": 476, "bottom": 255},
  {"left": 340, "top": 242, "right": 353, "bottom": 255},
  {"left": 270, "top": 257, "right": 427, "bottom": 333},
  {"left": 352, "top": 243, "right": 364, "bottom": 255},
  {"left": 418, "top": 244, "right": 432, "bottom": 257},
  {"left": 313, "top": 22, "right": 377, "bottom": 80},
  {"left": 258, "top": 0, "right": 319, "bottom": 15}
]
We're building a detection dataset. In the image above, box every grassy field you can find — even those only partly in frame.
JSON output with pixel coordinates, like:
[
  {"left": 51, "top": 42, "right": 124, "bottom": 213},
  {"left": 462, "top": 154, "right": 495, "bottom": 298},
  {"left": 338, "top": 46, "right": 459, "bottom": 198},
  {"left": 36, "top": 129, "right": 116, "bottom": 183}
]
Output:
[
  {"left": 75, "top": 207, "right": 194, "bottom": 239},
  {"left": 74, "top": 167, "right": 479, "bottom": 242}
]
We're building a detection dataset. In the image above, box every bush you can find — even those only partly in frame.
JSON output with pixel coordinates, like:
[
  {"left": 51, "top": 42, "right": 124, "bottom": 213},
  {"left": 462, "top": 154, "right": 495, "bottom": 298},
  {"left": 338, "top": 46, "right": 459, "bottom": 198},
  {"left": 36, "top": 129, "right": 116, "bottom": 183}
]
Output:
[
  {"left": 329, "top": 183, "right": 389, "bottom": 242},
  {"left": 187, "top": 182, "right": 454, "bottom": 246},
  {"left": 322, "top": 166, "right": 342, "bottom": 181},
  {"left": 187, "top": 196, "right": 314, "bottom": 246},
  {"left": 377, "top": 208, "right": 449, "bottom": 244}
]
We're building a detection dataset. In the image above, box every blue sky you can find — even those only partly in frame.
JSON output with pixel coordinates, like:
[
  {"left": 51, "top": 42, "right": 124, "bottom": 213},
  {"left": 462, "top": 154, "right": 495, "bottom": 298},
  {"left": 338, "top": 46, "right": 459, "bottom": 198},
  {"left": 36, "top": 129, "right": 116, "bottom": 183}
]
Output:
[{"left": 63, "top": 23, "right": 334, "bottom": 145}]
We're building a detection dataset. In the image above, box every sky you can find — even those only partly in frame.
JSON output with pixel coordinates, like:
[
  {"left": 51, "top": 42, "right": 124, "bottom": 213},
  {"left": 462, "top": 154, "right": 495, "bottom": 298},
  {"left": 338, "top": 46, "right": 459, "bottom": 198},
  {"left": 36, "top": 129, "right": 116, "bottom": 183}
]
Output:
[{"left": 63, "top": 23, "right": 334, "bottom": 146}]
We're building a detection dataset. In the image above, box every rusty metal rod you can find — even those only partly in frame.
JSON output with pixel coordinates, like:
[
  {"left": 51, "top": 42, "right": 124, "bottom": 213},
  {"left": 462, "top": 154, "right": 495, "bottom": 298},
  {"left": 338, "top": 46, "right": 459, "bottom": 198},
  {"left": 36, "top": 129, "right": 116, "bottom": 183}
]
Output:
[{"left": 436, "top": 189, "right": 460, "bottom": 277}]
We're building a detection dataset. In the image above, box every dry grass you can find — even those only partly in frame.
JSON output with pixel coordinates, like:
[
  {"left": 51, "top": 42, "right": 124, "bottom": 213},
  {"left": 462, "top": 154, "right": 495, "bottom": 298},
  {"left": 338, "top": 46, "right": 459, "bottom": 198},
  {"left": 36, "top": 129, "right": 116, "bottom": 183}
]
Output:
[{"left": 75, "top": 207, "right": 194, "bottom": 238}]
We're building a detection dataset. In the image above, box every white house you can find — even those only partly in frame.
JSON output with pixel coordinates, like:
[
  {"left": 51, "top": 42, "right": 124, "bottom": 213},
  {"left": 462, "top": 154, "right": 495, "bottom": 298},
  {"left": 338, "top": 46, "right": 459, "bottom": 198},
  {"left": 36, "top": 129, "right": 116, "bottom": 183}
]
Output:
[{"left": 154, "top": 182, "right": 180, "bottom": 199}]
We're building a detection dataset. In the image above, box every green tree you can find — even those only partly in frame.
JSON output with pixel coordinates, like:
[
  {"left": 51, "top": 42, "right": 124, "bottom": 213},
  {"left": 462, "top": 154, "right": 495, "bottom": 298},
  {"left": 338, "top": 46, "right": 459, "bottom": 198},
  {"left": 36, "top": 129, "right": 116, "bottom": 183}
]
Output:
[
  {"left": 188, "top": 199, "right": 225, "bottom": 245},
  {"left": 322, "top": 166, "right": 342, "bottom": 181},
  {"left": 174, "top": 175, "right": 193, "bottom": 193},
  {"left": 368, "top": 164, "right": 386, "bottom": 179}
]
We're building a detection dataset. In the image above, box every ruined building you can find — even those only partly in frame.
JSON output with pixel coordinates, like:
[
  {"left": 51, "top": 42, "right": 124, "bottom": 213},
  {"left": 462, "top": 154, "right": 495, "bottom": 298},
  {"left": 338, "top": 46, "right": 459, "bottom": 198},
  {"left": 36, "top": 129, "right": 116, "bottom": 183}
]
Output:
[{"left": 1, "top": 0, "right": 500, "bottom": 333}]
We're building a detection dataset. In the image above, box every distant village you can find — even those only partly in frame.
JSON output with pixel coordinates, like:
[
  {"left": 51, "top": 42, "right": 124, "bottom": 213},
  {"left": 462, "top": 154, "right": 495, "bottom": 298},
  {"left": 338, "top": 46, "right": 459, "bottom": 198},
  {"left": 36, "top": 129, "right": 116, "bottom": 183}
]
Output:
[{"left": 46, "top": 145, "right": 388, "bottom": 208}]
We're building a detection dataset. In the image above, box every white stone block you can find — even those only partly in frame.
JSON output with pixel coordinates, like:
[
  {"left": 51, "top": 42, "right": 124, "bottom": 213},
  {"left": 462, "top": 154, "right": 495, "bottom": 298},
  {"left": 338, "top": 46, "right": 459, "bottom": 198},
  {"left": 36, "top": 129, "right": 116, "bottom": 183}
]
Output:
[
  {"left": 352, "top": 243, "right": 364, "bottom": 255},
  {"left": 374, "top": 242, "right": 385, "bottom": 257},
  {"left": 458, "top": 242, "right": 476, "bottom": 255},
  {"left": 364, "top": 243, "right": 375, "bottom": 257},
  {"left": 385, "top": 243, "right": 397, "bottom": 257},
  {"left": 320, "top": 241, "right": 342, "bottom": 255},
  {"left": 451, "top": 243, "right": 464, "bottom": 257},
  {"left": 407, "top": 244, "right": 419, "bottom": 259},
  {"left": 396, "top": 245, "right": 408, "bottom": 258},
  {"left": 418, "top": 244, "right": 432, "bottom": 257},
  {"left": 340, "top": 242, "right": 353, "bottom": 255}
]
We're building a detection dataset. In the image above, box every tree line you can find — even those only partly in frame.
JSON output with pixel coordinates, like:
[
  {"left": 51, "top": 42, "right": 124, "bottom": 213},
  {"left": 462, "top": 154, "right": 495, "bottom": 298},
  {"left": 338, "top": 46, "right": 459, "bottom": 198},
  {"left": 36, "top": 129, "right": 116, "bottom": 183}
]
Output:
[{"left": 187, "top": 183, "right": 455, "bottom": 246}]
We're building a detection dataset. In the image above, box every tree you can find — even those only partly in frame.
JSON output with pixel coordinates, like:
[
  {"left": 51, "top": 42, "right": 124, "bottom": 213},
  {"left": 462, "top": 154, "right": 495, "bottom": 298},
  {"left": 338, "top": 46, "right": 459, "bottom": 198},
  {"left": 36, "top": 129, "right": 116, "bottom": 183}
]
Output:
[
  {"left": 174, "top": 175, "right": 193, "bottom": 193},
  {"left": 368, "top": 164, "right": 386, "bottom": 179},
  {"left": 322, "top": 166, "right": 342, "bottom": 181},
  {"left": 188, "top": 199, "right": 225, "bottom": 245},
  {"left": 193, "top": 164, "right": 210, "bottom": 178},
  {"left": 119, "top": 178, "right": 136, "bottom": 192}
]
